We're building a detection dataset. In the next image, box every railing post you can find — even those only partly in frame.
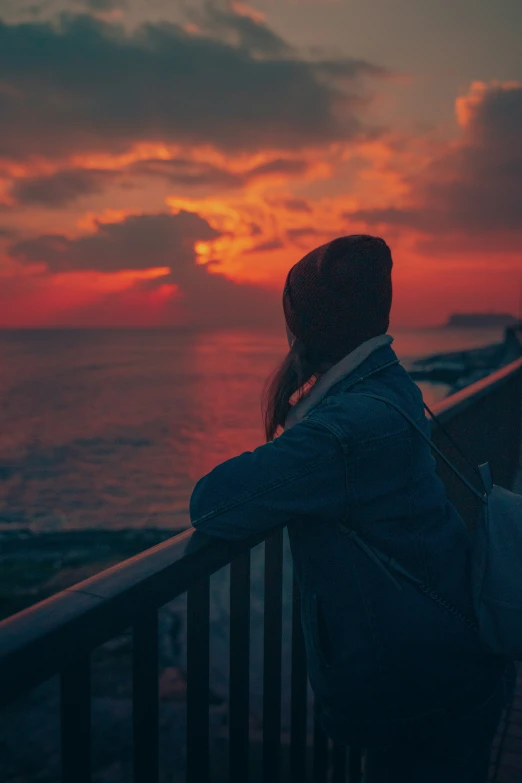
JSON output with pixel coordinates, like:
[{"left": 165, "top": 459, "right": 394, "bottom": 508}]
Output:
[
  {"left": 61, "top": 655, "right": 91, "bottom": 783},
  {"left": 229, "top": 550, "right": 251, "bottom": 782},
  {"left": 332, "top": 743, "right": 346, "bottom": 782},
  {"left": 312, "top": 699, "right": 328, "bottom": 783},
  {"left": 290, "top": 571, "right": 308, "bottom": 781},
  {"left": 187, "top": 576, "right": 210, "bottom": 783},
  {"left": 133, "top": 612, "right": 159, "bottom": 783},
  {"left": 263, "top": 529, "right": 283, "bottom": 783},
  {"left": 349, "top": 746, "right": 363, "bottom": 783}
]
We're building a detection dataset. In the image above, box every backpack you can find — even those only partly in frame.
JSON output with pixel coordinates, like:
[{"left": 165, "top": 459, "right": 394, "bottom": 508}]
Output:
[{"left": 349, "top": 392, "right": 522, "bottom": 661}]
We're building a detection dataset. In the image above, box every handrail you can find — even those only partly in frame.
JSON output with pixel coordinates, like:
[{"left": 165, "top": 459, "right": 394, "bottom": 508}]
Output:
[
  {"left": 0, "top": 527, "right": 267, "bottom": 705},
  {"left": 0, "top": 355, "right": 521, "bottom": 707},
  {"left": 429, "top": 356, "right": 522, "bottom": 421}
]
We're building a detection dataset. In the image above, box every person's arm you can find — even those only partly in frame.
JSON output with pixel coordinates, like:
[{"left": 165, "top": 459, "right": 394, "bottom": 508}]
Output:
[{"left": 189, "top": 418, "right": 346, "bottom": 540}]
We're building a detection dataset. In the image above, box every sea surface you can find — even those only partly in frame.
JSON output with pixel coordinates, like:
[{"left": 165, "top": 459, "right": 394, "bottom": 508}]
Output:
[{"left": 0, "top": 325, "right": 505, "bottom": 533}]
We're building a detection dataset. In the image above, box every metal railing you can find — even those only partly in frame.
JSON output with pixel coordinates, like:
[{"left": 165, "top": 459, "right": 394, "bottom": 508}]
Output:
[
  {"left": 428, "top": 356, "right": 522, "bottom": 529},
  {"left": 1, "top": 356, "right": 521, "bottom": 783}
]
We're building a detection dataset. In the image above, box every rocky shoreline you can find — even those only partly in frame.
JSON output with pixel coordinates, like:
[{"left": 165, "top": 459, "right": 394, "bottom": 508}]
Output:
[
  {"left": 0, "top": 528, "right": 177, "bottom": 620},
  {"left": 407, "top": 322, "right": 522, "bottom": 391}
]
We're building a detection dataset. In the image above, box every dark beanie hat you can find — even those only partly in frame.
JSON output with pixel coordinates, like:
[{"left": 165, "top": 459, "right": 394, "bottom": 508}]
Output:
[{"left": 282, "top": 234, "right": 393, "bottom": 359}]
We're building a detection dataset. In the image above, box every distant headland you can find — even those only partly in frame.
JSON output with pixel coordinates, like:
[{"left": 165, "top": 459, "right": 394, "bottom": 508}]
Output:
[{"left": 445, "top": 312, "right": 519, "bottom": 328}]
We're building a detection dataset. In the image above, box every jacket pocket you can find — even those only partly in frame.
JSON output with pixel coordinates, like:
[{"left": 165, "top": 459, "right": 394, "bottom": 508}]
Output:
[{"left": 310, "top": 592, "right": 334, "bottom": 669}]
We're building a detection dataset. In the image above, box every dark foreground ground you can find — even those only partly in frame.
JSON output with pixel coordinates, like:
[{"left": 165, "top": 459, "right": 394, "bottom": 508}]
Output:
[
  {"left": 489, "top": 448, "right": 522, "bottom": 782},
  {"left": 489, "top": 662, "right": 522, "bottom": 783}
]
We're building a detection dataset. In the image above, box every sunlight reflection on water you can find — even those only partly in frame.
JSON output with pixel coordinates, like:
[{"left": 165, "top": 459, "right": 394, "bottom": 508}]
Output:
[{"left": 0, "top": 325, "right": 504, "bottom": 532}]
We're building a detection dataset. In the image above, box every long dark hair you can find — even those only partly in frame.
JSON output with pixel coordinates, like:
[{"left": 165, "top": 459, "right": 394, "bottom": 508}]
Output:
[
  {"left": 261, "top": 338, "right": 335, "bottom": 442},
  {"left": 261, "top": 327, "right": 386, "bottom": 441}
]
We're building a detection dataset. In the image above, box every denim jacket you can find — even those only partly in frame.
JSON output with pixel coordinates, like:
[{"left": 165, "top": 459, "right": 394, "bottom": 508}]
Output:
[{"left": 190, "top": 337, "right": 506, "bottom": 745}]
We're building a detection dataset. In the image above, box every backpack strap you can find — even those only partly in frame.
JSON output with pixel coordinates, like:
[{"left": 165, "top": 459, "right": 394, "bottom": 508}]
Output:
[
  {"left": 423, "top": 402, "right": 485, "bottom": 484},
  {"left": 340, "top": 390, "right": 483, "bottom": 634},
  {"left": 478, "top": 462, "right": 493, "bottom": 494},
  {"left": 353, "top": 392, "right": 488, "bottom": 503}
]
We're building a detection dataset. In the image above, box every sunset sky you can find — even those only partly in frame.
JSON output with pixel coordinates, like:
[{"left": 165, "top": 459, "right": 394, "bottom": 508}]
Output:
[{"left": 0, "top": 0, "right": 521, "bottom": 328}]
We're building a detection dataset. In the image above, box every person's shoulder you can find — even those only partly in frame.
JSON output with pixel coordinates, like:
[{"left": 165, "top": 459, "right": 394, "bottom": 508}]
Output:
[{"left": 306, "top": 377, "right": 424, "bottom": 446}]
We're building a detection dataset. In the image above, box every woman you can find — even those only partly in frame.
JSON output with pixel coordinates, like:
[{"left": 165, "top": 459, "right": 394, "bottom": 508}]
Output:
[{"left": 190, "top": 235, "right": 515, "bottom": 782}]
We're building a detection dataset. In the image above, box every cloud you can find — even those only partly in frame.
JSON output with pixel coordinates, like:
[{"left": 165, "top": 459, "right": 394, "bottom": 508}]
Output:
[
  {"left": 286, "top": 226, "right": 322, "bottom": 240},
  {"left": 128, "top": 158, "right": 245, "bottom": 191},
  {"left": 0, "top": 11, "right": 390, "bottom": 162},
  {"left": 5, "top": 154, "right": 314, "bottom": 208},
  {"left": 281, "top": 199, "right": 312, "bottom": 213},
  {"left": 10, "top": 211, "right": 219, "bottom": 273},
  {"left": 344, "top": 81, "right": 522, "bottom": 249},
  {"left": 9, "top": 168, "right": 118, "bottom": 206},
  {"left": 78, "top": 0, "right": 127, "bottom": 10},
  {"left": 7, "top": 210, "right": 284, "bottom": 327},
  {"left": 129, "top": 155, "right": 310, "bottom": 188},
  {"left": 6, "top": 160, "right": 242, "bottom": 207},
  {"left": 244, "top": 238, "right": 284, "bottom": 253},
  {"left": 193, "top": 1, "right": 290, "bottom": 58},
  {"left": 248, "top": 159, "right": 309, "bottom": 177}
]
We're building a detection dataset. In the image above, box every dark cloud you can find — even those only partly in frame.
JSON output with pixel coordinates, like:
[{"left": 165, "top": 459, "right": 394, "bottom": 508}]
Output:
[
  {"left": 311, "top": 59, "right": 386, "bottom": 81},
  {"left": 193, "top": 3, "right": 291, "bottom": 58},
  {"left": 8, "top": 209, "right": 284, "bottom": 328},
  {"left": 344, "top": 83, "right": 522, "bottom": 246},
  {"left": 342, "top": 206, "right": 420, "bottom": 228},
  {"left": 129, "top": 155, "right": 310, "bottom": 189},
  {"left": 7, "top": 155, "right": 313, "bottom": 208},
  {"left": 78, "top": 0, "right": 127, "bottom": 10},
  {"left": 10, "top": 211, "right": 218, "bottom": 274},
  {"left": 10, "top": 168, "right": 118, "bottom": 206},
  {"left": 0, "top": 1, "right": 47, "bottom": 16},
  {"left": 0, "top": 11, "right": 389, "bottom": 161},
  {"left": 248, "top": 159, "right": 309, "bottom": 177},
  {"left": 244, "top": 238, "right": 284, "bottom": 253},
  {"left": 7, "top": 160, "right": 242, "bottom": 207},
  {"left": 128, "top": 158, "right": 244, "bottom": 190},
  {"left": 286, "top": 226, "right": 322, "bottom": 240},
  {"left": 282, "top": 199, "right": 312, "bottom": 213},
  {"left": 0, "top": 226, "right": 16, "bottom": 237}
]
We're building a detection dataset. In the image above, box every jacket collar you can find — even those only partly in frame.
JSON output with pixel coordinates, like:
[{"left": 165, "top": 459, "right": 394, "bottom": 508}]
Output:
[{"left": 284, "top": 334, "right": 397, "bottom": 430}]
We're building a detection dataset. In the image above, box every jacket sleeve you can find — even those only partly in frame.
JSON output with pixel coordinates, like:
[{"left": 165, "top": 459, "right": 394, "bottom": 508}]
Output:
[{"left": 189, "top": 418, "right": 347, "bottom": 540}]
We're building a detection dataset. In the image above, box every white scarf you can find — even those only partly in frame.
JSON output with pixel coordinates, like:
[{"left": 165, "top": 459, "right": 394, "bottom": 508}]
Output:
[{"left": 284, "top": 334, "right": 394, "bottom": 430}]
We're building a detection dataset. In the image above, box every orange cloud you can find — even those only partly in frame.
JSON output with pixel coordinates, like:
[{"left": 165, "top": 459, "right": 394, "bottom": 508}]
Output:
[
  {"left": 344, "top": 81, "right": 522, "bottom": 250},
  {"left": 76, "top": 209, "right": 136, "bottom": 232},
  {"left": 1, "top": 10, "right": 519, "bottom": 335},
  {"left": 231, "top": 2, "right": 266, "bottom": 23},
  {"left": 455, "top": 80, "right": 521, "bottom": 129}
]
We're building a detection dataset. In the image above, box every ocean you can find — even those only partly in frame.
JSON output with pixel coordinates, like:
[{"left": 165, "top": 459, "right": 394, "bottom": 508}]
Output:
[{"left": 0, "top": 325, "right": 505, "bottom": 534}]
